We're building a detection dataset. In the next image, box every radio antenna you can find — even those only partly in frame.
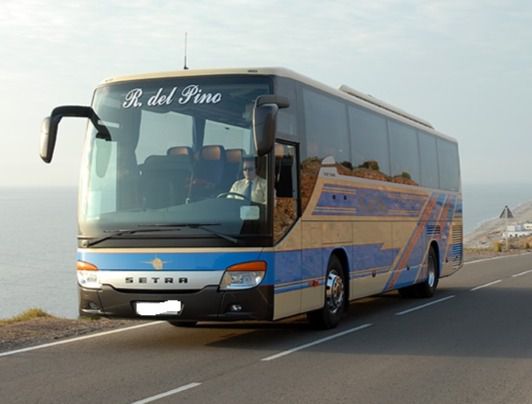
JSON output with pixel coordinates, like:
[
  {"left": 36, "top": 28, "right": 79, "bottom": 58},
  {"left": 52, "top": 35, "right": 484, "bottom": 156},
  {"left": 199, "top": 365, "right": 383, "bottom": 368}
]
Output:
[{"left": 183, "top": 32, "right": 189, "bottom": 70}]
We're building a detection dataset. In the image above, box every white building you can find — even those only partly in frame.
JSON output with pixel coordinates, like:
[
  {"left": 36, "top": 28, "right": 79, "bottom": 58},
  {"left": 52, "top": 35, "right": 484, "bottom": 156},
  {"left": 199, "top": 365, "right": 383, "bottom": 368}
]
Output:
[{"left": 503, "top": 222, "right": 532, "bottom": 239}]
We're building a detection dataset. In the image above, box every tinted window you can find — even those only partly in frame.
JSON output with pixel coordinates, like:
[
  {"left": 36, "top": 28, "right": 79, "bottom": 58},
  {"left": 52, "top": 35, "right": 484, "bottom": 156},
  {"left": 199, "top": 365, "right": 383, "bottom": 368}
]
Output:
[
  {"left": 274, "top": 142, "right": 298, "bottom": 243},
  {"left": 136, "top": 110, "right": 192, "bottom": 164},
  {"left": 303, "top": 88, "right": 350, "bottom": 163},
  {"left": 274, "top": 78, "right": 298, "bottom": 141},
  {"left": 349, "top": 106, "right": 390, "bottom": 175},
  {"left": 203, "top": 120, "right": 252, "bottom": 152},
  {"left": 437, "top": 139, "right": 460, "bottom": 191},
  {"left": 389, "top": 121, "right": 420, "bottom": 183},
  {"left": 418, "top": 131, "right": 439, "bottom": 189},
  {"left": 80, "top": 77, "right": 273, "bottom": 243}
]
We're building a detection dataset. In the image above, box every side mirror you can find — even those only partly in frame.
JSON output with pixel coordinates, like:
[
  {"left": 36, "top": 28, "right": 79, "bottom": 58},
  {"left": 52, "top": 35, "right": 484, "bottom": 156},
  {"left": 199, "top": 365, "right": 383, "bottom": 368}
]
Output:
[
  {"left": 40, "top": 116, "right": 58, "bottom": 163},
  {"left": 255, "top": 95, "right": 290, "bottom": 109},
  {"left": 39, "top": 105, "right": 111, "bottom": 163},
  {"left": 252, "top": 95, "right": 290, "bottom": 156}
]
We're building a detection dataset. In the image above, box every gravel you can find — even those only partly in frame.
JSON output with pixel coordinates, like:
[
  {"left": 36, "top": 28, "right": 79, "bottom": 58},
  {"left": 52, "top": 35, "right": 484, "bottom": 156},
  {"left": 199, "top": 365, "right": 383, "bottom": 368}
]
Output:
[{"left": 0, "top": 317, "right": 139, "bottom": 353}]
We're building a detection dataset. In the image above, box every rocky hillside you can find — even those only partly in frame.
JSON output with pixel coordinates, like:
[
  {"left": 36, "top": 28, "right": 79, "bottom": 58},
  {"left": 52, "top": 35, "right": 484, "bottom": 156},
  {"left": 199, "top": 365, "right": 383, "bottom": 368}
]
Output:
[{"left": 465, "top": 200, "right": 532, "bottom": 249}]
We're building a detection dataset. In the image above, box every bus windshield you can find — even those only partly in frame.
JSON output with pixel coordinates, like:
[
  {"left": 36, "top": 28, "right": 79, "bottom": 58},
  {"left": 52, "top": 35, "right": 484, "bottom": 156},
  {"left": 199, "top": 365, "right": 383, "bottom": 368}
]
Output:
[{"left": 78, "top": 76, "right": 273, "bottom": 245}]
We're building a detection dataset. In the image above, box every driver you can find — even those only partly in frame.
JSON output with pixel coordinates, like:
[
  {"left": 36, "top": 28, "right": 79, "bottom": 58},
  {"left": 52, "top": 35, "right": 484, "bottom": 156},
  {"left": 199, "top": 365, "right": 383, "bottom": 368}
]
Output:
[{"left": 228, "top": 157, "right": 267, "bottom": 204}]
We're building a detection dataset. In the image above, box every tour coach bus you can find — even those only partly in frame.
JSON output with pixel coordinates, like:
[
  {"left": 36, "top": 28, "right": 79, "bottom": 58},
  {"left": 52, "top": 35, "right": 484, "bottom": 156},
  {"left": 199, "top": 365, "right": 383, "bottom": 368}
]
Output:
[{"left": 40, "top": 67, "right": 462, "bottom": 328}]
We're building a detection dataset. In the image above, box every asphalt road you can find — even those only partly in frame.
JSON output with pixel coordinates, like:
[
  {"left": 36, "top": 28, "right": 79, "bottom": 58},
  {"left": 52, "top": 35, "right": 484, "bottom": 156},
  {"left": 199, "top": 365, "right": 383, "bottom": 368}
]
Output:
[{"left": 1, "top": 254, "right": 532, "bottom": 404}]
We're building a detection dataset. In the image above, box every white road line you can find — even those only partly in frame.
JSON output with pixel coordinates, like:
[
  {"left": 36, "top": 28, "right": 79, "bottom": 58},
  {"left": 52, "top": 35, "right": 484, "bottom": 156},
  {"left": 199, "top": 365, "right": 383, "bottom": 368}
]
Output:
[
  {"left": 395, "top": 295, "right": 455, "bottom": 316},
  {"left": 512, "top": 269, "right": 532, "bottom": 278},
  {"left": 0, "top": 321, "right": 163, "bottom": 358},
  {"left": 464, "top": 257, "right": 506, "bottom": 265},
  {"left": 470, "top": 280, "right": 502, "bottom": 291},
  {"left": 261, "top": 323, "right": 372, "bottom": 361},
  {"left": 464, "top": 251, "right": 532, "bottom": 266},
  {"left": 131, "top": 382, "right": 201, "bottom": 404}
]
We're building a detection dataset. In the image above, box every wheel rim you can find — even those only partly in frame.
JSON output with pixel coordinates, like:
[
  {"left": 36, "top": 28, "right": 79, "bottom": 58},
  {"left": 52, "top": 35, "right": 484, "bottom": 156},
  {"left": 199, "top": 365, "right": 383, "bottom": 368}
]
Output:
[
  {"left": 427, "top": 253, "right": 436, "bottom": 288},
  {"left": 326, "top": 270, "right": 345, "bottom": 314}
]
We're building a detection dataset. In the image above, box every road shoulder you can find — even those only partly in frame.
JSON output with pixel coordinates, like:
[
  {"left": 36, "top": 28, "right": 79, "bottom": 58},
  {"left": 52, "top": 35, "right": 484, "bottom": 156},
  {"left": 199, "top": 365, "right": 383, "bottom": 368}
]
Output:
[{"left": 1, "top": 250, "right": 528, "bottom": 354}]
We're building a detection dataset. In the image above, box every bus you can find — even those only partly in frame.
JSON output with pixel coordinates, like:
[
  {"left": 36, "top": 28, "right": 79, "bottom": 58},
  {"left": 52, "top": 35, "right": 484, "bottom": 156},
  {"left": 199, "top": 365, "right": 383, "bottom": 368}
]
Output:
[{"left": 40, "top": 67, "right": 462, "bottom": 329}]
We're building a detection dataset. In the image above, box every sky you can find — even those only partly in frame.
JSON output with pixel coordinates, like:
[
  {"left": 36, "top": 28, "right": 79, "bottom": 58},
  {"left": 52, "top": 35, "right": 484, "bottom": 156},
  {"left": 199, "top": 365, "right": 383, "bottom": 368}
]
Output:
[{"left": 1, "top": 0, "right": 531, "bottom": 187}]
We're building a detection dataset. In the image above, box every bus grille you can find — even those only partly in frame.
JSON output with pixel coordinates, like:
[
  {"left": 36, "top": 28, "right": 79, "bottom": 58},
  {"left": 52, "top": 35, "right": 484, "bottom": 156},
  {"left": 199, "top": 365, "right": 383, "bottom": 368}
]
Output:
[
  {"left": 114, "top": 288, "right": 201, "bottom": 294},
  {"left": 451, "top": 224, "right": 463, "bottom": 268},
  {"left": 452, "top": 224, "right": 463, "bottom": 244}
]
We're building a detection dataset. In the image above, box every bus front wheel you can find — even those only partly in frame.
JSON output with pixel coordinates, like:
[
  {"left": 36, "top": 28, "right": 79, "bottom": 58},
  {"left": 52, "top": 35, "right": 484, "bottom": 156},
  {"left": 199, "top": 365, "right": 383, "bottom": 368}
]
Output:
[{"left": 307, "top": 255, "right": 346, "bottom": 329}]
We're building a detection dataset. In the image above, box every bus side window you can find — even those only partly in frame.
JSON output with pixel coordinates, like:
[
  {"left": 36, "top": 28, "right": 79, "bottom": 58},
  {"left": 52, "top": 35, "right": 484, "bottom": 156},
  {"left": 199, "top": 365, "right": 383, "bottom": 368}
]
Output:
[
  {"left": 302, "top": 87, "right": 350, "bottom": 163},
  {"left": 437, "top": 139, "right": 460, "bottom": 191},
  {"left": 275, "top": 143, "right": 294, "bottom": 197},
  {"left": 274, "top": 143, "right": 298, "bottom": 242},
  {"left": 274, "top": 77, "right": 298, "bottom": 142}
]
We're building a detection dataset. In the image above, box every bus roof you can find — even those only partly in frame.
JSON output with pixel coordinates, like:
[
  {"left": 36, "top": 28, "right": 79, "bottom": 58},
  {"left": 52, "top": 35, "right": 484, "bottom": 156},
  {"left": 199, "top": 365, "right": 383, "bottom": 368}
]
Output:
[{"left": 102, "top": 67, "right": 456, "bottom": 143}]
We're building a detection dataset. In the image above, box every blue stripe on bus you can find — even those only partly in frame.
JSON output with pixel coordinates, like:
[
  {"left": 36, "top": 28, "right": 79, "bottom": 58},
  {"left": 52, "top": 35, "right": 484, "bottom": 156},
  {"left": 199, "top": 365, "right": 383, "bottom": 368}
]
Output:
[
  {"left": 78, "top": 250, "right": 277, "bottom": 286},
  {"left": 314, "top": 186, "right": 428, "bottom": 217},
  {"left": 454, "top": 201, "right": 463, "bottom": 215},
  {"left": 275, "top": 281, "right": 323, "bottom": 294},
  {"left": 383, "top": 193, "right": 447, "bottom": 290},
  {"left": 78, "top": 242, "right": 399, "bottom": 290},
  {"left": 349, "top": 244, "right": 399, "bottom": 271},
  {"left": 276, "top": 243, "right": 399, "bottom": 288},
  {"left": 78, "top": 250, "right": 267, "bottom": 272},
  {"left": 394, "top": 264, "right": 422, "bottom": 289}
]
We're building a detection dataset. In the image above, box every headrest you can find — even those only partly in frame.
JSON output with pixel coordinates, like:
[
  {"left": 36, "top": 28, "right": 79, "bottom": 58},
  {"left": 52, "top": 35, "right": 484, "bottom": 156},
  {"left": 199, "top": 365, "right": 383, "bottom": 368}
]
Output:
[
  {"left": 167, "top": 146, "right": 192, "bottom": 156},
  {"left": 142, "top": 155, "right": 168, "bottom": 169},
  {"left": 226, "top": 148, "right": 244, "bottom": 163},
  {"left": 275, "top": 143, "right": 285, "bottom": 157},
  {"left": 200, "top": 145, "right": 224, "bottom": 161}
]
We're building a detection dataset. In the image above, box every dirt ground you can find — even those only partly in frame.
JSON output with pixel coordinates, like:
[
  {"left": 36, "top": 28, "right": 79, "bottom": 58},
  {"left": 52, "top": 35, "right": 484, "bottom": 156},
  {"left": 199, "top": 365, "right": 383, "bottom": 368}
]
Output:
[
  {"left": 1, "top": 250, "right": 528, "bottom": 354},
  {"left": 0, "top": 317, "right": 138, "bottom": 353}
]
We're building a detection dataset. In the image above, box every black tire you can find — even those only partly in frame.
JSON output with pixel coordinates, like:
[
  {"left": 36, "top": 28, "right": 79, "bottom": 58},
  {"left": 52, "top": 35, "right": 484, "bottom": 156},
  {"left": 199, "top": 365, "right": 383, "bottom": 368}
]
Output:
[
  {"left": 307, "top": 255, "right": 346, "bottom": 329},
  {"left": 398, "top": 284, "right": 418, "bottom": 298},
  {"left": 414, "top": 246, "right": 439, "bottom": 298},
  {"left": 167, "top": 320, "right": 198, "bottom": 327},
  {"left": 398, "top": 246, "right": 439, "bottom": 298}
]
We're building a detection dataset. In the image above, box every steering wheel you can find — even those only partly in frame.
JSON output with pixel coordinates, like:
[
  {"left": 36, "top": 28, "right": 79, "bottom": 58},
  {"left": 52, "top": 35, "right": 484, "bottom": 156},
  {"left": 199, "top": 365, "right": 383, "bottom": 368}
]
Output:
[{"left": 216, "top": 192, "right": 252, "bottom": 202}]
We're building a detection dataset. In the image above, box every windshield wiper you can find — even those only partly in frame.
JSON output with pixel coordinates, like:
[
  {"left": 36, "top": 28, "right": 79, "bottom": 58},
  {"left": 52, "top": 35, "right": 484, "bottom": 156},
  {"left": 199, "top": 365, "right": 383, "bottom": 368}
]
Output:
[
  {"left": 148, "top": 223, "right": 238, "bottom": 244},
  {"left": 175, "top": 223, "right": 238, "bottom": 244},
  {"left": 82, "top": 223, "right": 237, "bottom": 247},
  {"left": 82, "top": 226, "right": 184, "bottom": 247}
]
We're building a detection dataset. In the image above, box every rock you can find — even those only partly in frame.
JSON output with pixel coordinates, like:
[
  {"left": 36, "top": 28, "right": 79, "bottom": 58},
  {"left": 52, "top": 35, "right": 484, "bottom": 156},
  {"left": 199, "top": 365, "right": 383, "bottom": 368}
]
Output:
[{"left": 465, "top": 201, "right": 532, "bottom": 249}]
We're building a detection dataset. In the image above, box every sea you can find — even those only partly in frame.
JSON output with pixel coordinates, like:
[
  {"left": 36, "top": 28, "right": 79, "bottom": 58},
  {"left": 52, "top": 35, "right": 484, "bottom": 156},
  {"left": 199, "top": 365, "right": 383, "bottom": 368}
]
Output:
[{"left": 2, "top": 183, "right": 532, "bottom": 320}]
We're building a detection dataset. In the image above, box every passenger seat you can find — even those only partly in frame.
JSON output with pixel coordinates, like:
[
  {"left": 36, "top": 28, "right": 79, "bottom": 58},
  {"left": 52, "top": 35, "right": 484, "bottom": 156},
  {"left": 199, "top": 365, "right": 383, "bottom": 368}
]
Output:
[
  {"left": 223, "top": 148, "right": 244, "bottom": 189},
  {"left": 188, "top": 145, "right": 226, "bottom": 200},
  {"left": 140, "top": 148, "right": 193, "bottom": 208}
]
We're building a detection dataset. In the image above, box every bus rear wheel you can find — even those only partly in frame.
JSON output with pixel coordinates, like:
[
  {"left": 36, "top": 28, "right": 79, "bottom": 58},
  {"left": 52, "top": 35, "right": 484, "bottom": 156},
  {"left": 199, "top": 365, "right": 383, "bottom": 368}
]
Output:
[
  {"left": 415, "top": 246, "right": 439, "bottom": 297},
  {"left": 399, "top": 246, "right": 439, "bottom": 298},
  {"left": 307, "top": 255, "right": 346, "bottom": 329}
]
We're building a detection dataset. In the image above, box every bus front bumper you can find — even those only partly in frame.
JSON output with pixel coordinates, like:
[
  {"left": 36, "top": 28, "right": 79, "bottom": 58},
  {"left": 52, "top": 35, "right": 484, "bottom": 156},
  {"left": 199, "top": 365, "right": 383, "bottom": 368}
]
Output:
[{"left": 79, "top": 285, "right": 274, "bottom": 321}]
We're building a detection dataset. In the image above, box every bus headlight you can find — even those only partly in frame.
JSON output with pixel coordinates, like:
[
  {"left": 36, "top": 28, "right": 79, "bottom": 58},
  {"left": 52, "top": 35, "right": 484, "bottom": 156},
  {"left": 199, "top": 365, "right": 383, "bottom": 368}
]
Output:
[
  {"left": 219, "top": 261, "right": 267, "bottom": 290},
  {"left": 76, "top": 261, "right": 101, "bottom": 289}
]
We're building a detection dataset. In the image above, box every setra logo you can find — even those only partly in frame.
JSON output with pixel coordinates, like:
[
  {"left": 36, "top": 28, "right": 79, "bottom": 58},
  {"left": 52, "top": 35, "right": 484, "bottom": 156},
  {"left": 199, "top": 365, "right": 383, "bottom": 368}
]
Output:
[{"left": 125, "top": 276, "right": 188, "bottom": 284}]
